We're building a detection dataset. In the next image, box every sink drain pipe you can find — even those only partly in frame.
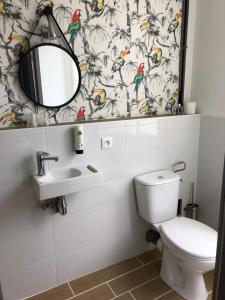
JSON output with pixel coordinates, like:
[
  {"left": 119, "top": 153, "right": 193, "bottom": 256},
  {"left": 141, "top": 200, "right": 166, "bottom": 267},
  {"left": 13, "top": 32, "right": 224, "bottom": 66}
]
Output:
[{"left": 55, "top": 196, "right": 67, "bottom": 215}]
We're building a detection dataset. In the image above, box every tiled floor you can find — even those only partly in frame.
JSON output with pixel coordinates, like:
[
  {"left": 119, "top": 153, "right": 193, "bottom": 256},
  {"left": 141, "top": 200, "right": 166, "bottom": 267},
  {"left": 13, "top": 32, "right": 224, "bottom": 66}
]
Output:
[{"left": 26, "top": 249, "right": 214, "bottom": 300}]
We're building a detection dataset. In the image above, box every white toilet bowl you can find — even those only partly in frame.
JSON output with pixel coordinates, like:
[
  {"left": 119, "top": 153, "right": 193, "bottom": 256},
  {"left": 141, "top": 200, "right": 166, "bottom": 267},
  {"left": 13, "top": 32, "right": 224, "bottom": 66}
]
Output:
[
  {"left": 155, "top": 217, "right": 217, "bottom": 300},
  {"left": 135, "top": 170, "right": 218, "bottom": 300}
]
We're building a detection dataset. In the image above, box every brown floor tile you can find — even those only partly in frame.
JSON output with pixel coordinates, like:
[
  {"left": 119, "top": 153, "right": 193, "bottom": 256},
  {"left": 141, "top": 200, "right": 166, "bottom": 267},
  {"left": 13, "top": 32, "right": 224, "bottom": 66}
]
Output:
[
  {"left": 70, "top": 258, "right": 141, "bottom": 294},
  {"left": 114, "top": 293, "right": 134, "bottom": 300},
  {"left": 27, "top": 283, "right": 73, "bottom": 300},
  {"left": 207, "top": 293, "right": 212, "bottom": 300},
  {"left": 158, "top": 291, "right": 185, "bottom": 300},
  {"left": 131, "top": 276, "right": 171, "bottom": 300},
  {"left": 137, "top": 248, "right": 161, "bottom": 264},
  {"left": 109, "top": 260, "right": 161, "bottom": 296},
  {"left": 204, "top": 271, "right": 214, "bottom": 293},
  {"left": 71, "top": 284, "right": 114, "bottom": 300},
  {"left": 208, "top": 292, "right": 213, "bottom": 300}
]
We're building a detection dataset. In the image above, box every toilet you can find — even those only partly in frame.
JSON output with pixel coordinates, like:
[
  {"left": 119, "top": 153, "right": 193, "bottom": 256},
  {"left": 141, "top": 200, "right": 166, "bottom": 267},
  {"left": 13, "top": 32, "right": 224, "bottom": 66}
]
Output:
[{"left": 135, "top": 170, "right": 218, "bottom": 300}]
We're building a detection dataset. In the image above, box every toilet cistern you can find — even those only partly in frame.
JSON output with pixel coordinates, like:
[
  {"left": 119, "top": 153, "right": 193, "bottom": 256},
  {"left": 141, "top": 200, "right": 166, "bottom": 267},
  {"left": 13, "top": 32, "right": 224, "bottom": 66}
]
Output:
[{"left": 36, "top": 151, "right": 59, "bottom": 176}]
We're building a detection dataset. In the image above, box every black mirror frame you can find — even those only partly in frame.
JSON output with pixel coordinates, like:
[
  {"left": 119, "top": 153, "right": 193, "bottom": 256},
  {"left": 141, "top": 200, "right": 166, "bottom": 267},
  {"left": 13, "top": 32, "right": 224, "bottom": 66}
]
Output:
[
  {"left": 178, "top": 0, "right": 190, "bottom": 105},
  {"left": 18, "top": 43, "right": 82, "bottom": 109}
]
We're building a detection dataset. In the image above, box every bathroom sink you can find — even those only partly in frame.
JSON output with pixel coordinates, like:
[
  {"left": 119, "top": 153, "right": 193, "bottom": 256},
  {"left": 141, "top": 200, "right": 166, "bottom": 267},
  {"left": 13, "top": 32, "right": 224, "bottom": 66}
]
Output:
[
  {"left": 37, "top": 168, "right": 82, "bottom": 182},
  {"left": 33, "top": 165, "right": 103, "bottom": 202}
]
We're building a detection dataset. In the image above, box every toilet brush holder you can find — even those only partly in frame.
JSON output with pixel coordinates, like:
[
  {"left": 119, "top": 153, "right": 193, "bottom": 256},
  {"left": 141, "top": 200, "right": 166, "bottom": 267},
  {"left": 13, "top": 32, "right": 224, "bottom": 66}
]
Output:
[{"left": 184, "top": 204, "right": 199, "bottom": 220}]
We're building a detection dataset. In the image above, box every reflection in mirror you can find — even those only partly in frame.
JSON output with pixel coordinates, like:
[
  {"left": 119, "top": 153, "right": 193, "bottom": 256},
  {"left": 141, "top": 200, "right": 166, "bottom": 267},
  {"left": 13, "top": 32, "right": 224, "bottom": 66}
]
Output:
[{"left": 19, "top": 44, "right": 81, "bottom": 108}]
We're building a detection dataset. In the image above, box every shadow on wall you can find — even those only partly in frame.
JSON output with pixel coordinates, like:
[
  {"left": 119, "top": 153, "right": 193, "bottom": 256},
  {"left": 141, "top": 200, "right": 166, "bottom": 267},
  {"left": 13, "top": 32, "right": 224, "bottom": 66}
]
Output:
[{"left": 0, "top": 282, "right": 3, "bottom": 300}]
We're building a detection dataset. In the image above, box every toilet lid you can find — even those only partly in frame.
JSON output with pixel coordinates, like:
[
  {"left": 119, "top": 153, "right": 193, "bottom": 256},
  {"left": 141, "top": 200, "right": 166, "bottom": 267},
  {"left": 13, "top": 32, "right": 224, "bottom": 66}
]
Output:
[{"left": 159, "top": 217, "right": 218, "bottom": 260}]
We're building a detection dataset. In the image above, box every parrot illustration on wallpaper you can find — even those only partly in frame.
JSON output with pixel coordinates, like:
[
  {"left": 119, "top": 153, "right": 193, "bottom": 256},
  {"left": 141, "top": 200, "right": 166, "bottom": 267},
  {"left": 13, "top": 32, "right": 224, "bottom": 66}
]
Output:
[{"left": 68, "top": 9, "right": 81, "bottom": 50}]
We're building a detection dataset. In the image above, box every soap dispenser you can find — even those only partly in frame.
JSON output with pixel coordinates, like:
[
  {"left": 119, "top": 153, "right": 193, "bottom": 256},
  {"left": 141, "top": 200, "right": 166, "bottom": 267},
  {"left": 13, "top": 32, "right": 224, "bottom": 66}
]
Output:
[{"left": 74, "top": 126, "right": 84, "bottom": 154}]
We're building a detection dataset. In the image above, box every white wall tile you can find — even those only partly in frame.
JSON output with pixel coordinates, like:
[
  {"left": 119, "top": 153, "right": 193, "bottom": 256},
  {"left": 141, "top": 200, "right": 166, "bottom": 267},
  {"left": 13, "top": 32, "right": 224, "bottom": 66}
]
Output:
[
  {"left": 0, "top": 127, "right": 45, "bottom": 139},
  {"left": 53, "top": 196, "right": 134, "bottom": 256},
  {"left": 0, "top": 216, "right": 54, "bottom": 274},
  {"left": 55, "top": 231, "right": 147, "bottom": 284},
  {"left": 126, "top": 115, "right": 200, "bottom": 209},
  {"left": 0, "top": 130, "right": 46, "bottom": 187},
  {"left": 46, "top": 121, "right": 126, "bottom": 170},
  {"left": 0, "top": 185, "right": 45, "bottom": 233},
  {"left": 0, "top": 259, "right": 57, "bottom": 300},
  {"left": 65, "top": 166, "right": 127, "bottom": 214}
]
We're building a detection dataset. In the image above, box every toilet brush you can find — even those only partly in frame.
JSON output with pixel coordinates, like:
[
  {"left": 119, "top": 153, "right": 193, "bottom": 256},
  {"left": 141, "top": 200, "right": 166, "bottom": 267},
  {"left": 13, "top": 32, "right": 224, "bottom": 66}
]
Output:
[{"left": 184, "top": 182, "right": 199, "bottom": 220}]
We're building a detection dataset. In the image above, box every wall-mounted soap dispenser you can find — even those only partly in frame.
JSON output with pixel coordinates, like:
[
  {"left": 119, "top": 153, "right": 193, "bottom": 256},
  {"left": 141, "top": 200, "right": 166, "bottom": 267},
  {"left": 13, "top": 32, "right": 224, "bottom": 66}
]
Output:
[{"left": 74, "top": 126, "right": 84, "bottom": 154}]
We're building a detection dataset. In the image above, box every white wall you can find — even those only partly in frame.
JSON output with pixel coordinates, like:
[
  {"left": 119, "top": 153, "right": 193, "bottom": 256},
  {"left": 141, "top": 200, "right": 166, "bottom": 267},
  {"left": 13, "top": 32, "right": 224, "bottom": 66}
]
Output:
[
  {"left": 0, "top": 115, "right": 200, "bottom": 300},
  {"left": 191, "top": 0, "right": 225, "bottom": 116},
  {"left": 197, "top": 116, "right": 225, "bottom": 229},
  {"left": 184, "top": 0, "right": 197, "bottom": 102},
  {"left": 190, "top": 0, "right": 225, "bottom": 229}
]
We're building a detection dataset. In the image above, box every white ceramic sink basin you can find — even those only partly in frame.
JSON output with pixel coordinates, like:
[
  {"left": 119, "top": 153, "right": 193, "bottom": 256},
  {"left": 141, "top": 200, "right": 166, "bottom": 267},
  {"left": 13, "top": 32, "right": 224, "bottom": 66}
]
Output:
[{"left": 33, "top": 165, "right": 103, "bottom": 202}]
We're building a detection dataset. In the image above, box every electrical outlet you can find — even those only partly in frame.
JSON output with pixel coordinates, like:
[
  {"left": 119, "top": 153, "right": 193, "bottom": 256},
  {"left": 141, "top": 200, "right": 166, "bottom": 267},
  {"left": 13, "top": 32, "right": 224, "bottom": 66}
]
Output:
[{"left": 101, "top": 137, "right": 113, "bottom": 150}]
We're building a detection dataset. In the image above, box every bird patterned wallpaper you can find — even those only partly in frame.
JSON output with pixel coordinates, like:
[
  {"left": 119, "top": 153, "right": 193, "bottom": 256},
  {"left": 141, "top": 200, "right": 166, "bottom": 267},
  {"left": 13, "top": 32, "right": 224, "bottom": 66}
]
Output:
[{"left": 0, "top": 0, "right": 183, "bottom": 128}]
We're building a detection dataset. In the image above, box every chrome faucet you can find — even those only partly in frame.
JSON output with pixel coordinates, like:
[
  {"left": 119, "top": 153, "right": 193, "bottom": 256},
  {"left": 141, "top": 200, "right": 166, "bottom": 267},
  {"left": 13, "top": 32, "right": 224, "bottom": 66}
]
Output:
[{"left": 36, "top": 151, "right": 59, "bottom": 176}]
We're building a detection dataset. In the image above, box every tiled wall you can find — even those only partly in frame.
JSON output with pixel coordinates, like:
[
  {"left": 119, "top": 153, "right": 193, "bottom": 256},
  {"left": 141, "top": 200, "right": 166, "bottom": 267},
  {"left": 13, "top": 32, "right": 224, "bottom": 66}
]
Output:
[{"left": 0, "top": 115, "right": 200, "bottom": 300}]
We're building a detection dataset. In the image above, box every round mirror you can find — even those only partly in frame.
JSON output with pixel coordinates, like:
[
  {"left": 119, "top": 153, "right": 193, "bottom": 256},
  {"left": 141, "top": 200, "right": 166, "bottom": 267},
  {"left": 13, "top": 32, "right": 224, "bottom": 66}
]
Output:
[{"left": 18, "top": 44, "right": 81, "bottom": 108}]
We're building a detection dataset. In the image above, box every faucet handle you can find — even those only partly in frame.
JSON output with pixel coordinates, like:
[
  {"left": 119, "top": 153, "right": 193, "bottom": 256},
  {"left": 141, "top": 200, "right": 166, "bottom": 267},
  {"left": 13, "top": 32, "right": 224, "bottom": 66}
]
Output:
[{"left": 36, "top": 151, "right": 49, "bottom": 159}]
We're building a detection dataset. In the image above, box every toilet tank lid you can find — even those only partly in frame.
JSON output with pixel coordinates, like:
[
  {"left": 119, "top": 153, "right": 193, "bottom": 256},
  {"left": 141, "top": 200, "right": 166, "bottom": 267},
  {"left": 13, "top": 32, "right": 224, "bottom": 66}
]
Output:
[{"left": 135, "top": 170, "right": 180, "bottom": 186}]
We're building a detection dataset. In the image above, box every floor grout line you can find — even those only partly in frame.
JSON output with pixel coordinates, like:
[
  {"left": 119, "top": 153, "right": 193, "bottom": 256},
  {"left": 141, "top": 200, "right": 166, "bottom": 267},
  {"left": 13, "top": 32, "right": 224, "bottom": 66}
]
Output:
[
  {"left": 107, "top": 282, "right": 117, "bottom": 297},
  {"left": 68, "top": 282, "right": 75, "bottom": 297},
  {"left": 129, "top": 275, "right": 160, "bottom": 293},
  {"left": 69, "top": 282, "right": 108, "bottom": 297},
  {"left": 153, "top": 289, "right": 173, "bottom": 300},
  {"left": 135, "top": 256, "right": 145, "bottom": 266},
  {"left": 27, "top": 256, "right": 162, "bottom": 300},
  {"left": 128, "top": 291, "right": 136, "bottom": 300},
  {"left": 152, "top": 289, "right": 214, "bottom": 300},
  {"left": 68, "top": 258, "right": 162, "bottom": 299},
  {"left": 108, "top": 274, "right": 162, "bottom": 299},
  {"left": 107, "top": 257, "right": 162, "bottom": 285},
  {"left": 111, "top": 290, "right": 132, "bottom": 299}
]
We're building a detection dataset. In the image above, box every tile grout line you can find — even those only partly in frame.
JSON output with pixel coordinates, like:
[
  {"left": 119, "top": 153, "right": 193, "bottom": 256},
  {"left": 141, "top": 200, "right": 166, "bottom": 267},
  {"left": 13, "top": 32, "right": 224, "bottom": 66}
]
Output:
[
  {"left": 128, "top": 291, "right": 136, "bottom": 300},
  {"left": 153, "top": 289, "right": 173, "bottom": 300},
  {"left": 51, "top": 215, "right": 59, "bottom": 285},
  {"left": 65, "top": 258, "right": 162, "bottom": 299},
  {"left": 129, "top": 275, "right": 160, "bottom": 293},
  {"left": 108, "top": 275, "right": 162, "bottom": 299},
  {"left": 23, "top": 282, "right": 66, "bottom": 300},
  {"left": 111, "top": 290, "right": 133, "bottom": 299},
  {"left": 153, "top": 290, "right": 213, "bottom": 300},
  {"left": 69, "top": 282, "right": 107, "bottom": 298},
  {"left": 25, "top": 256, "right": 162, "bottom": 299},
  {"left": 135, "top": 256, "right": 145, "bottom": 266},
  {"left": 107, "top": 257, "right": 162, "bottom": 284},
  {"left": 107, "top": 282, "right": 117, "bottom": 297},
  {"left": 153, "top": 289, "right": 213, "bottom": 300},
  {"left": 68, "top": 282, "right": 75, "bottom": 297}
]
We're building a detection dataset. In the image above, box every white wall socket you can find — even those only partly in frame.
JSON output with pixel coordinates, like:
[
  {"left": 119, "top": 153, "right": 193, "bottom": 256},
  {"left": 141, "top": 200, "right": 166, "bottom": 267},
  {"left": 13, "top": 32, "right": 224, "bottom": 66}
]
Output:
[{"left": 101, "top": 137, "right": 113, "bottom": 150}]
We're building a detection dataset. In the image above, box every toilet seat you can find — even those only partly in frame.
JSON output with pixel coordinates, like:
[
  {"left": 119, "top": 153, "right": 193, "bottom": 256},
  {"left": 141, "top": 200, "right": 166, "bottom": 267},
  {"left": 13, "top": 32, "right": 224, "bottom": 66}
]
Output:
[{"left": 159, "top": 217, "right": 218, "bottom": 261}]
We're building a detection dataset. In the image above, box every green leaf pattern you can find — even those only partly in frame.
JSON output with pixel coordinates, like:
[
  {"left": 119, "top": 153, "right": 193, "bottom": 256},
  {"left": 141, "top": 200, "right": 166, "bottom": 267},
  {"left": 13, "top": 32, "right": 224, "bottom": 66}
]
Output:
[{"left": 0, "top": 0, "right": 182, "bottom": 127}]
